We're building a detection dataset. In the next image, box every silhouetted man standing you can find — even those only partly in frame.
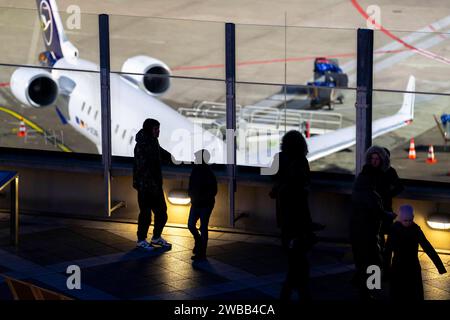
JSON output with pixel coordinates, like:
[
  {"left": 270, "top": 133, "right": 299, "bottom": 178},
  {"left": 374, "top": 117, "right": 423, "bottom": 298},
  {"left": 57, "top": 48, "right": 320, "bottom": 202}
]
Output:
[{"left": 133, "top": 118, "right": 172, "bottom": 250}]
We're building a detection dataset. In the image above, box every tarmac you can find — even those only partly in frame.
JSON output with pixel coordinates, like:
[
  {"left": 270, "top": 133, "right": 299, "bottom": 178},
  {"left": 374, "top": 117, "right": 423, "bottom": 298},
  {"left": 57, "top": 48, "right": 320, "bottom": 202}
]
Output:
[{"left": 0, "top": 212, "right": 449, "bottom": 301}]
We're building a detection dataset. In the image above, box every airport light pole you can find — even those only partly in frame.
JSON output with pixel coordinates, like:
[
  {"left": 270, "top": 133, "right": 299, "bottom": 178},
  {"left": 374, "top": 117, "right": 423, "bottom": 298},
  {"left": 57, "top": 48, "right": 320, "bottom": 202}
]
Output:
[
  {"left": 355, "top": 29, "right": 374, "bottom": 176},
  {"left": 225, "top": 23, "right": 236, "bottom": 227},
  {"left": 99, "top": 14, "right": 112, "bottom": 217}
]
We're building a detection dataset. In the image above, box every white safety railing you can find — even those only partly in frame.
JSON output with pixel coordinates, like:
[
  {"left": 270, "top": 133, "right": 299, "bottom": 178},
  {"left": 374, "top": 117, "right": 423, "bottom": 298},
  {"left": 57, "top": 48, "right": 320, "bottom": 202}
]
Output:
[{"left": 178, "top": 101, "right": 342, "bottom": 136}]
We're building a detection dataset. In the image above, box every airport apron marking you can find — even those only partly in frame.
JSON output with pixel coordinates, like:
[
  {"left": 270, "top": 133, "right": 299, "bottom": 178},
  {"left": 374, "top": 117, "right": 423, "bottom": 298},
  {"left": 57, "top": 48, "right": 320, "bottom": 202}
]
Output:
[
  {"left": 172, "top": 50, "right": 410, "bottom": 71},
  {"left": 0, "top": 106, "right": 73, "bottom": 152},
  {"left": 172, "top": 12, "right": 450, "bottom": 72},
  {"left": 351, "top": 0, "right": 450, "bottom": 65}
]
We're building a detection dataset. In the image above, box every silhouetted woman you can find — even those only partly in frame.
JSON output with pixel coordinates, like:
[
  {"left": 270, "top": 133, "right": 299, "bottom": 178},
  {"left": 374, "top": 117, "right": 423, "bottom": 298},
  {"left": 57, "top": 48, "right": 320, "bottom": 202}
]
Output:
[
  {"left": 270, "top": 130, "right": 315, "bottom": 301},
  {"left": 350, "top": 160, "right": 393, "bottom": 299},
  {"left": 365, "top": 147, "right": 404, "bottom": 252}
]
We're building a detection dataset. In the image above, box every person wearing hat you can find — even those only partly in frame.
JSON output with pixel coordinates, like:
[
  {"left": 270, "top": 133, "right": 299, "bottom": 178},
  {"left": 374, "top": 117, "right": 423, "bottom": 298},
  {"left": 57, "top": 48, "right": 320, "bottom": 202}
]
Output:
[
  {"left": 350, "top": 158, "right": 390, "bottom": 299},
  {"left": 369, "top": 147, "right": 404, "bottom": 252},
  {"left": 384, "top": 204, "right": 447, "bottom": 300},
  {"left": 133, "top": 118, "right": 173, "bottom": 250}
]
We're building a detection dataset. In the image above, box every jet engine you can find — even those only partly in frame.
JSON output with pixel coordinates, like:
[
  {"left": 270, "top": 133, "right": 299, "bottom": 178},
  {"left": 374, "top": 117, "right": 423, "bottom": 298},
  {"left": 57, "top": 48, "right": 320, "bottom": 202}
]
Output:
[
  {"left": 10, "top": 67, "right": 58, "bottom": 108},
  {"left": 121, "top": 55, "right": 171, "bottom": 96}
]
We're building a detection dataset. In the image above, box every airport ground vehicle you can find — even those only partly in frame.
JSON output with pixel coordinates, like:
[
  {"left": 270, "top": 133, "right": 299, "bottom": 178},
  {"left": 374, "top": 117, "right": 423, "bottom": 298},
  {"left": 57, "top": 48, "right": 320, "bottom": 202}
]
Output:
[
  {"left": 284, "top": 57, "right": 349, "bottom": 110},
  {"left": 307, "top": 57, "right": 349, "bottom": 110}
]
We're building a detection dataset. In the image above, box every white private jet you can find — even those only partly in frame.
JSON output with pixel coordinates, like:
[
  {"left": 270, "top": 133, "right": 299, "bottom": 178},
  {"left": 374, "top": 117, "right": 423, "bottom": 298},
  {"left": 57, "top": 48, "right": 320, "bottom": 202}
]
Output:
[
  {"left": 9, "top": 0, "right": 415, "bottom": 167},
  {"left": 11, "top": 0, "right": 225, "bottom": 163}
]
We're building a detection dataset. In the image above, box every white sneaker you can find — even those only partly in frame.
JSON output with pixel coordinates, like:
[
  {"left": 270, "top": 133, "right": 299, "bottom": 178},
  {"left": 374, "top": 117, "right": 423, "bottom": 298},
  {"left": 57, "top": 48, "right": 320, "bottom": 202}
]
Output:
[
  {"left": 136, "top": 240, "right": 154, "bottom": 251},
  {"left": 151, "top": 236, "right": 171, "bottom": 247}
]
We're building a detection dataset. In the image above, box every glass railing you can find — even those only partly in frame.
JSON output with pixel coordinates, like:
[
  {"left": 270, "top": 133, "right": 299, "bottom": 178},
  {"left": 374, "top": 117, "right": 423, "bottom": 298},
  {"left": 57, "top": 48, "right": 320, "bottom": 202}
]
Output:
[
  {"left": 0, "top": 5, "right": 448, "bottom": 183},
  {"left": 0, "top": 7, "right": 100, "bottom": 67},
  {"left": 372, "top": 89, "right": 450, "bottom": 183},
  {"left": 373, "top": 28, "right": 450, "bottom": 94},
  {"left": 109, "top": 15, "right": 225, "bottom": 80},
  {"left": 0, "top": 64, "right": 100, "bottom": 154},
  {"left": 110, "top": 72, "right": 226, "bottom": 163},
  {"left": 235, "top": 24, "right": 357, "bottom": 86}
]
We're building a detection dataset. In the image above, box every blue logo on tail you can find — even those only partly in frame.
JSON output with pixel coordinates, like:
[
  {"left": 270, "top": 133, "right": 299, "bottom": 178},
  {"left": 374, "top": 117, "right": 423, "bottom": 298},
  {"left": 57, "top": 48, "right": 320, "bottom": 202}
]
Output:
[{"left": 36, "top": 0, "right": 63, "bottom": 64}]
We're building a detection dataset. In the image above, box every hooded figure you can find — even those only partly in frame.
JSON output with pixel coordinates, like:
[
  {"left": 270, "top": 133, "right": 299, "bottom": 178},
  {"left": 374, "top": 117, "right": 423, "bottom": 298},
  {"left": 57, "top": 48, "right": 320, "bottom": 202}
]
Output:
[
  {"left": 133, "top": 119, "right": 172, "bottom": 193},
  {"left": 365, "top": 146, "right": 404, "bottom": 212},
  {"left": 350, "top": 161, "right": 389, "bottom": 299},
  {"left": 365, "top": 146, "right": 404, "bottom": 251},
  {"left": 133, "top": 118, "right": 173, "bottom": 250},
  {"left": 365, "top": 145, "right": 390, "bottom": 173},
  {"left": 384, "top": 205, "right": 447, "bottom": 300}
]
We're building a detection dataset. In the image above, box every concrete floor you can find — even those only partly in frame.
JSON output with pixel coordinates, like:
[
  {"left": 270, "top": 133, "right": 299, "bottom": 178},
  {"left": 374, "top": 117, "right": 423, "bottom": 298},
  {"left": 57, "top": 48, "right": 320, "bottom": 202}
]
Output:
[{"left": 0, "top": 212, "right": 448, "bottom": 301}]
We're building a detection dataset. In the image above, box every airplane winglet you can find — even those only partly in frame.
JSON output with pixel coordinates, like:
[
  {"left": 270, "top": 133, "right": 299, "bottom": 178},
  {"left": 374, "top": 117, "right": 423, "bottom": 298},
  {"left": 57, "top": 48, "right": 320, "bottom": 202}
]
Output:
[{"left": 398, "top": 75, "right": 415, "bottom": 120}]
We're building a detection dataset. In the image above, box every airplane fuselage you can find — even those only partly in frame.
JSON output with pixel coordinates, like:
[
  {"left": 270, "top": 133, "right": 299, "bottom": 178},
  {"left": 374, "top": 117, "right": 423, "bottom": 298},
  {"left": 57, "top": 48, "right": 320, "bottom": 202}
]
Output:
[{"left": 51, "top": 58, "right": 226, "bottom": 161}]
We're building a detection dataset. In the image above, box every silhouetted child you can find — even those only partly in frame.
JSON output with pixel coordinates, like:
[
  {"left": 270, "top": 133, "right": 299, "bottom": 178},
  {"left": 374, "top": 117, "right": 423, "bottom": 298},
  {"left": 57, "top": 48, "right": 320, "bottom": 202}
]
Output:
[
  {"left": 188, "top": 149, "right": 217, "bottom": 261},
  {"left": 384, "top": 204, "right": 447, "bottom": 300}
]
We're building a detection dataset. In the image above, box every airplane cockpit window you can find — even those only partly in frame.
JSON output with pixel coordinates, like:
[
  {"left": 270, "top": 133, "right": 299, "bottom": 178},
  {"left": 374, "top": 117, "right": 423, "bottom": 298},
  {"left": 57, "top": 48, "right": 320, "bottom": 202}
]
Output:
[
  {"left": 94, "top": 110, "right": 98, "bottom": 120},
  {"left": 129, "top": 136, "right": 134, "bottom": 145},
  {"left": 122, "top": 129, "right": 127, "bottom": 139},
  {"left": 115, "top": 124, "right": 120, "bottom": 134},
  {"left": 81, "top": 102, "right": 86, "bottom": 112},
  {"left": 87, "top": 106, "right": 92, "bottom": 115}
]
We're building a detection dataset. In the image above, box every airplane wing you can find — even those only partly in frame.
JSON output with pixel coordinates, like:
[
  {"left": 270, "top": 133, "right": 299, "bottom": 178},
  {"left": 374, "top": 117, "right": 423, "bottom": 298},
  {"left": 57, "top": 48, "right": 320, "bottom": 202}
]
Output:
[{"left": 306, "top": 75, "right": 415, "bottom": 162}]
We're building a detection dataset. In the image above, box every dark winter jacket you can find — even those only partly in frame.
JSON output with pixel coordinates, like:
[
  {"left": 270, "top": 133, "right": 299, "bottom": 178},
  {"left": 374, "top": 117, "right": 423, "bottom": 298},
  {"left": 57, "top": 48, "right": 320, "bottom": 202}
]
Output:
[
  {"left": 188, "top": 164, "right": 217, "bottom": 208},
  {"left": 384, "top": 222, "right": 447, "bottom": 300},
  {"left": 364, "top": 146, "right": 404, "bottom": 212},
  {"left": 350, "top": 164, "right": 386, "bottom": 241},
  {"left": 351, "top": 164, "right": 384, "bottom": 213},
  {"left": 132, "top": 129, "right": 172, "bottom": 192},
  {"left": 350, "top": 164, "right": 389, "bottom": 278},
  {"left": 378, "top": 167, "right": 404, "bottom": 212}
]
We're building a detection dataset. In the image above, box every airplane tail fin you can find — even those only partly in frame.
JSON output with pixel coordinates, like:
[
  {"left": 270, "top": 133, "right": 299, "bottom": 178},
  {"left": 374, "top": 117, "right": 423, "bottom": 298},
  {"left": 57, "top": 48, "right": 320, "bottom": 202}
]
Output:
[
  {"left": 36, "top": 0, "right": 78, "bottom": 65},
  {"left": 397, "top": 75, "right": 415, "bottom": 120}
]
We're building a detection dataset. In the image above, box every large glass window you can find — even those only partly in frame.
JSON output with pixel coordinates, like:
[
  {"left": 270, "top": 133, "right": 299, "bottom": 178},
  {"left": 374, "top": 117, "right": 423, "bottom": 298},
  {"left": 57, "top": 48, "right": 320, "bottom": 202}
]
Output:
[
  {"left": 109, "top": 15, "right": 225, "bottom": 80},
  {"left": 0, "top": 64, "right": 100, "bottom": 154},
  {"left": 371, "top": 28, "right": 450, "bottom": 182},
  {"left": 372, "top": 90, "right": 450, "bottom": 183},
  {"left": 0, "top": 5, "right": 448, "bottom": 183},
  {"left": 373, "top": 29, "right": 450, "bottom": 94},
  {"left": 109, "top": 15, "right": 226, "bottom": 163},
  {"left": 110, "top": 72, "right": 226, "bottom": 163},
  {"left": 0, "top": 7, "right": 100, "bottom": 155},
  {"left": 235, "top": 24, "right": 358, "bottom": 172}
]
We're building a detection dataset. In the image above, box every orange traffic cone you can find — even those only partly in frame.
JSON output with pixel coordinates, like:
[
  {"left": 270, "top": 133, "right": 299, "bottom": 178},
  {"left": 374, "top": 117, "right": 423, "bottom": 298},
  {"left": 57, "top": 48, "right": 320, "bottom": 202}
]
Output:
[
  {"left": 408, "top": 138, "right": 416, "bottom": 159},
  {"left": 305, "top": 121, "right": 311, "bottom": 138},
  {"left": 426, "top": 145, "right": 437, "bottom": 164},
  {"left": 17, "top": 117, "right": 26, "bottom": 137}
]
